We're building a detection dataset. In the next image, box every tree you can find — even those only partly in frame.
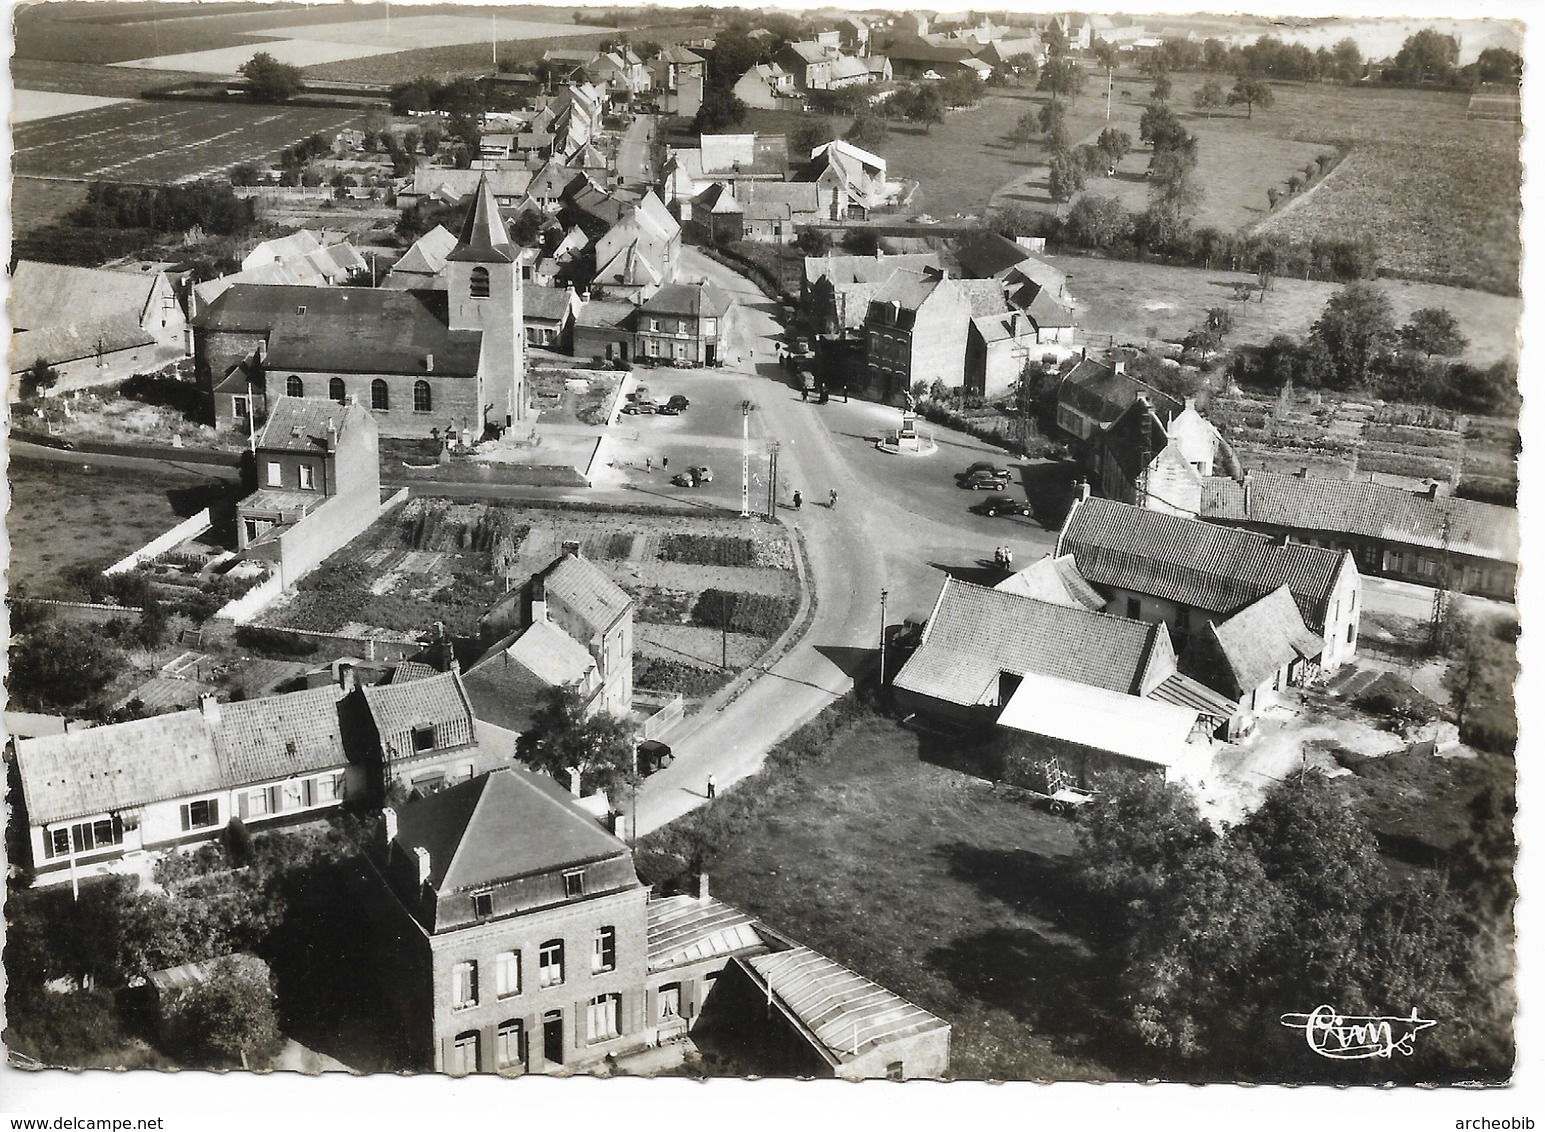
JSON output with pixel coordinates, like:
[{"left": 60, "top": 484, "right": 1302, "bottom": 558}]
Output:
[
  {"left": 402, "top": 128, "right": 421, "bottom": 155},
  {"left": 1139, "top": 102, "right": 1185, "bottom": 150},
  {"left": 1046, "top": 150, "right": 1086, "bottom": 203},
  {"left": 846, "top": 112, "right": 887, "bottom": 147},
  {"left": 791, "top": 119, "right": 835, "bottom": 158},
  {"left": 238, "top": 52, "right": 304, "bottom": 103},
  {"left": 1037, "top": 98, "right": 1067, "bottom": 140},
  {"left": 1193, "top": 77, "right": 1224, "bottom": 117},
  {"left": 694, "top": 87, "right": 747, "bottom": 133},
  {"left": 1075, "top": 777, "right": 1217, "bottom": 931},
  {"left": 939, "top": 70, "right": 985, "bottom": 108},
  {"left": 7, "top": 612, "right": 122, "bottom": 714},
  {"left": 1227, "top": 74, "right": 1274, "bottom": 118},
  {"left": 1037, "top": 57, "right": 1086, "bottom": 103},
  {"left": 524, "top": 685, "right": 638, "bottom": 797},
  {"left": 1043, "top": 20, "right": 1068, "bottom": 58},
  {"left": 1090, "top": 38, "right": 1119, "bottom": 72},
  {"left": 1003, "top": 53, "right": 1038, "bottom": 86},
  {"left": 1311, "top": 283, "right": 1399, "bottom": 387},
  {"left": 1392, "top": 28, "right": 1459, "bottom": 84},
  {"left": 1150, "top": 72, "right": 1172, "bottom": 103},
  {"left": 167, "top": 954, "right": 283, "bottom": 1066},
  {"left": 904, "top": 84, "right": 946, "bottom": 132},
  {"left": 21, "top": 356, "right": 59, "bottom": 398},
  {"left": 795, "top": 227, "right": 832, "bottom": 256},
  {"left": 1095, "top": 126, "right": 1131, "bottom": 170},
  {"left": 1401, "top": 307, "right": 1467, "bottom": 358},
  {"left": 421, "top": 123, "right": 443, "bottom": 155},
  {"left": 1471, "top": 46, "right": 1522, "bottom": 86},
  {"left": 1330, "top": 37, "right": 1364, "bottom": 81},
  {"left": 1064, "top": 193, "right": 1132, "bottom": 248}
]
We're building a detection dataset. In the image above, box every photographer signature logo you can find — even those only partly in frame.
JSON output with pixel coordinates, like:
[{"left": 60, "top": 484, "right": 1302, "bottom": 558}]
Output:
[{"left": 1281, "top": 1005, "right": 1437, "bottom": 1059}]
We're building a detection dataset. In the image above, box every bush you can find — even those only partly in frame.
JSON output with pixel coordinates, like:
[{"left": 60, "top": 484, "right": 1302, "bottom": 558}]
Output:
[
  {"left": 691, "top": 589, "right": 794, "bottom": 637},
  {"left": 633, "top": 656, "right": 730, "bottom": 698},
  {"left": 233, "top": 625, "right": 320, "bottom": 657},
  {"left": 658, "top": 534, "right": 756, "bottom": 567}
]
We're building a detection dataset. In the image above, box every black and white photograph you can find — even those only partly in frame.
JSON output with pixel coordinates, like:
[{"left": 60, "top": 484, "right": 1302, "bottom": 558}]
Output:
[{"left": 1, "top": 0, "right": 1533, "bottom": 1123}]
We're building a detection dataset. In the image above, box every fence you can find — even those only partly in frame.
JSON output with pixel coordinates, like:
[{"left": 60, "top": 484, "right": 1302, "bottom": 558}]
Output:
[
  {"left": 637, "top": 692, "right": 685, "bottom": 741},
  {"left": 104, "top": 508, "right": 213, "bottom": 575},
  {"left": 244, "top": 624, "right": 425, "bottom": 664},
  {"left": 13, "top": 598, "right": 145, "bottom": 626}
]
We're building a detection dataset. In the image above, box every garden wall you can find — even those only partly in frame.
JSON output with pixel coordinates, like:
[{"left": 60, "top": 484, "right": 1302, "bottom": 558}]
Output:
[{"left": 103, "top": 508, "right": 213, "bottom": 576}]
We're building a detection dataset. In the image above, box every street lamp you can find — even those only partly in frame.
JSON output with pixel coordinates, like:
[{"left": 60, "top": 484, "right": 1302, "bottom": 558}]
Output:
[
  {"left": 878, "top": 589, "right": 889, "bottom": 688},
  {"left": 740, "top": 399, "right": 755, "bottom": 518}
]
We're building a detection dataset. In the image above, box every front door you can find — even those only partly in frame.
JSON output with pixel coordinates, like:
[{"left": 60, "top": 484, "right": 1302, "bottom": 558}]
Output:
[
  {"left": 705, "top": 342, "right": 717, "bottom": 366},
  {"left": 543, "top": 1010, "right": 564, "bottom": 1065}
]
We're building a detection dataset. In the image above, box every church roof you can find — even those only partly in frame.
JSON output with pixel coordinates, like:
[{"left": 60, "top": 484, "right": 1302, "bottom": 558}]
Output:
[{"left": 446, "top": 174, "right": 518, "bottom": 264}]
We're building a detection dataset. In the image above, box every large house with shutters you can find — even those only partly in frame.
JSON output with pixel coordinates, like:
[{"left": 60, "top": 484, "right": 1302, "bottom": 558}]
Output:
[{"left": 194, "top": 175, "right": 526, "bottom": 439}]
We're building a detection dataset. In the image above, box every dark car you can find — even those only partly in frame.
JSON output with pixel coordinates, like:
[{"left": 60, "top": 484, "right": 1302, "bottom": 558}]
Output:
[
  {"left": 622, "top": 400, "right": 658, "bottom": 415},
  {"left": 636, "top": 740, "right": 674, "bottom": 775},
  {"left": 974, "top": 494, "right": 1031, "bottom": 517},
  {"left": 962, "top": 462, "right": 1012, "bottom": 490},
  {"left": 666, "top": 394, "right": 690, "bottom": 412}
]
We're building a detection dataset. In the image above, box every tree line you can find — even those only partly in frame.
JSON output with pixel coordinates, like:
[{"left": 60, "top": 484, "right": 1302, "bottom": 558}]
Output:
[{"left": 71, "top": 180, "right": 255, "bottom": 237}]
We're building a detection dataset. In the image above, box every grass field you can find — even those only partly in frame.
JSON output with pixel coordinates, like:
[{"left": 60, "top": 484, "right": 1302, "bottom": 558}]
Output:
[
  {"left": 706, "top": 712, "right": 1117, "bottom": 1081},
  {"left": 6, "top": 458, "right": 230, "bottom": 593},
  {"left": 11, "top": 90, "right": 132, "bottom": 123},
  {"left": 12, "top": 100, "right": 363, "bottom": 183},
  {"left": 10, "top": 178, "right": 92, "bottom": 230},
  {"left": 1049, "top": 253, "right": 1520, "bottom": 364}
]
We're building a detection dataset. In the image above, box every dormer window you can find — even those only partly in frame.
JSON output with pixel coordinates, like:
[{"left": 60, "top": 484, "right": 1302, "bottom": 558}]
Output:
[
  {"left": 472, "top": 890, "right": 494, "bottom": 918},
  {"left": 412, "top": 724, "right": 436, "bottom": 752},
  {"left": 296, "top": 306, "right": 307, "bottom": 316},
  {"left": 563, "top": 869, "right": 585, "bottom": 898}
]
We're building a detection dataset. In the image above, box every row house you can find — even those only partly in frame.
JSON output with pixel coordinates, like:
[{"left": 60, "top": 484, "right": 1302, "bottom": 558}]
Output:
[
  {"left": 802, "top": 251, "right": 942, "bottom": 335},
  {"left": 731, "top": 62, "right": 797, "bottom": 109},
  {"left": 630, "top": 282, "right": 733, "bottom": 367},
  {"left": 862, "top": 268, "right": 974, "bottom": 401}
]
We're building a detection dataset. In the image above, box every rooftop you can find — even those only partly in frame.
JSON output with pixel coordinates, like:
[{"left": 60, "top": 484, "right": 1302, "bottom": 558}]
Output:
[
  {"left": 997, "top": 669, "right": 1199, "bottom": 768},
  {"left": 647, "top": 894, "right": 767, "bottom": 972},
  {"left": 543, "top": 554, "right": 632, "bottom": 634},
  {"left": 256, "top": 396, "right": 373, "bottom": 454}
]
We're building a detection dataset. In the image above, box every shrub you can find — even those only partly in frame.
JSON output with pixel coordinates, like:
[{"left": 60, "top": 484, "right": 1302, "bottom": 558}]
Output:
[
  {"left": 658, "top": 534, "right": 756, "bottom": 567},
  {"left": 691, "top": 589, "right": 794, "bottom": 637},
  {"left": 633, "top": 656, "right": 729, "bottom": 698},
  {"left": 234, "top": 625, "right": 320, "bottom": 657}
]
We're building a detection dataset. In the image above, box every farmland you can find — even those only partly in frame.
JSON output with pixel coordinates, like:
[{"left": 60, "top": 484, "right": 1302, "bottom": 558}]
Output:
[{"left": 11, "top": 101, "right": 363, "bottom": 183}]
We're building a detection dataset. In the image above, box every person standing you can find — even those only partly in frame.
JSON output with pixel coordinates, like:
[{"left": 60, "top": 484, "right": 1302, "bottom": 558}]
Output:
[
  {"left": 706, "top": 774, "right": 717, "bottom": 800},
  {"left": 645, "top": 456, "right": 652, "bottom": 473},
  {"left": 829, "top": 488, "right": 838, "bottom": 510},
  {"left": 793, "top": 489, "right": 803, "bottom": 509}
]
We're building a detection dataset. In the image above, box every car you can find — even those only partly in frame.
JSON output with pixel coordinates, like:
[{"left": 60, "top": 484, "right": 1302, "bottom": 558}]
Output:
[
  {"left": 964, "top": 469, "right": 1010, "bottom": 490},
  {"left": 656, "top": 403, "right": 681, "bottom": 415},
  {"left": 966, "top": 461, "right": 1011, "bottom": 479},
  {"left": 665, "top": 394, "right": 690, "bottom": 412},
  {"left": 622, "top": 400, "right": 658, "bottom": 415},
  {"left": 636, "top": 740, "right": 674, "bottom": 775},
  {"left": 689, "top": 464, "right": 713, "bottom": 483},
  {"left": 670, "top": 470, "right": 698, "bottom": 487},
  {"left": 974, "top": 494, "right": 1031, "bottom": 517}
]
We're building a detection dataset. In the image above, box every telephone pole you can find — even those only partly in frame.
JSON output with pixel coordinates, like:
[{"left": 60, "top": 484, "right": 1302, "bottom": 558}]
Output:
[{"left": 740, "top": 399, "right": 755, "bottom": 518}]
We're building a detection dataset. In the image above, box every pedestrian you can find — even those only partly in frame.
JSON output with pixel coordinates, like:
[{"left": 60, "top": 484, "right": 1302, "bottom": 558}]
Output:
[
  {"left": 707, "top": 774, "right": 716, "bottom": 800},
  {"left": 793, "top": 489, "right": 803, "bottom": 510},
  {"left": 645, "top": 456, "right": 652, "bottom": 473},
  {"left": 1005, "top": 547, "right": 1014, "bottom": 568},
  {"left": 801, "top": 384, "right": 809, "bottom": 401},
  {"left": 661, "top": 456, "right": 668, "bottom": 469},
  {"left": 829, "top": 488, "right": 838, "bottom": 510}
]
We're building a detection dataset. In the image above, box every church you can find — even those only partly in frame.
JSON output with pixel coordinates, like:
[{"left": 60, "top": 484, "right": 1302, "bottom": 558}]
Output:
[{"left": 194, "top": 175, "right": 527, "bottom": 440}]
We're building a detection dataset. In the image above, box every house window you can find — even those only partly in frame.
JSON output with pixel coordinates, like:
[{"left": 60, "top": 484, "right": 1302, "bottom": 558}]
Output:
[
  {"left": 298, "top": 464, "right": 314, "bottom": 490},
  {"left": 51, "top": 817, "right": 124, "bottom": 857},
  {"left": 472, "top": 891, "right": 494, "bottom": 919},
  {"left": 414, "top": 380, "right": 432, "bottom": 412},
  {"left": 412, "top": 724, "right": 436, "bottom": 752},
  {"left": 280, "top": 781, "right": 304, "bottom": 810},
  {"left": 587, "top": 993, "right": 622, "bottom": 1043},
  {"left": 180, "top": 798, "right": 219, "bottom": 831},
  {"left": 592, "top": 926, "right": 616, "bottom": 973},
  {"left": 233, "top": 395, "right": 250, "bottom": 421},
  {"left": 1125, "top": 597, "right": 1141, "bottom": 619},
  {"left": 657, "top": 983, "right": 681, "bottom": 1020},
  {"left": 48, "top": 828, "right": 71, "bottom": 857},
  {"left": 266, "top": 461, "right": 283, "bottom": 487},
  {"left": 452, "top": 960, "right": 479, "bottom": 1008},
  {"left": 450, "top": 1030, "right": 480, "bottom": 1075},
  {"left": 371, "top": 379, "right": 389, "bottom": 410},
  {"left": 650, "top": 318, "right": 661, "bottom": 331},
  {"left": 329, "top": 377, "right": 346, "bottom": 403},
  {"left": 887, "top": 1061, "right": 905, "bottom": 1081},
  {"left": 1347, "top": 622, "right": 1355, "bottom": 644},
  {"left": 247, "top": 788, "right": 270, "bottom": 816},
  {"left": 496, "top": 950, "right": 521, "bottom": 998},
  {"left": 314, "top": 773, "right": 341, "bottom": 802},
  {"left": 564, "top": 870, "right": 585, "bottom": 898},
  {"left": 539, "top": 940, "right": 564, "bottom": 988},
  {"left": 496, "top": 1020, "right": 525, "bottom": 1070},
  {"left": 471, "top": 267, "right": 491, "bottom": 298},
  {"left": 285, "top": 375, "right": 304, "bottom": 398}
]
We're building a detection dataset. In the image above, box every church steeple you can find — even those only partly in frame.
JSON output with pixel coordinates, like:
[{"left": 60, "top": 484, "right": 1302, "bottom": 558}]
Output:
[{"left": 447, "top": 174, "right": 517, "bottom": 264}]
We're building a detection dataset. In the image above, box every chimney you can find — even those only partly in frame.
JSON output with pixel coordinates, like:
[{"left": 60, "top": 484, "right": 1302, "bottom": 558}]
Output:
[
  {"left": 567, "top": 767, "right": 582, "bottom": 796},
  {"left": 198, "top": 692, "right": 221, "bottom": 726},
  {"left": 64, "top": 718, "right": 89, "bottom": 734},
  {"left": 1425, "top": 480, "right": 1440, "bottom": 499},
  {"left": 561, "top": 539, "right": 582, "bottom": 557},
  {"left": 383, "top": 806, "right": 398, "bottom": 847},
  {"left": 344, "top": 393, "right": 357, "bottom": 406},
  {"left": 413, "top": 846, "right": 432, "bottom": 886},
  {"left": 696, "top": 872, "right": 711, "bottom": 902},
  {"left": 1081, "top": 346, "right": 1088, "bottom": 361},
  {"left": 425, "top": 352, "right": 435, "bottom": 372},
  {"left": 1296, "top": 466, "right": 1308, "bottom": 478},
  {"left": 325, "top": 418, "right": 337, "bottom": 450}
]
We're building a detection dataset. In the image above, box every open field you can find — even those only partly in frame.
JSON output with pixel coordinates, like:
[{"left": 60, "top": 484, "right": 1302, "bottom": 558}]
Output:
[
  {"left": 10, "top": 59, "right": 216, "bottom": 99},
  {"left": 1050, "top": 253, "right": 1520, "bottom": 364},
  {"left": 6, "top": 457, "right": 230, "bottom": 593},
  {"left": 10, "top": 178, "right": 92, "bottom": 230},
  {"left": 12, "top": 101, "right": 363, "bottom": 183},
  {"left": 12, "top": 90, "right": 132, "bottom": 122}
]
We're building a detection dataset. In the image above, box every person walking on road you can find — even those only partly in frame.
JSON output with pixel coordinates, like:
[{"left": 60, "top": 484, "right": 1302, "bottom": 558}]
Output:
[
  {"left": 645, "top": 456, "right": 652, "bottom": 473},
  {"left": 829, "top": 488, "right": 838, "bottom": 510},
  {"left": 792, "top": 490, "right": 803, "bottom": 510},
  {"left": 706, "top": 774, "right": 717, "bottom": 800}
]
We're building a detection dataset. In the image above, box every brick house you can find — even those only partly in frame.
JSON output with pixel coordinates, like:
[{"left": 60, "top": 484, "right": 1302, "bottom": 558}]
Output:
[
  {"left": 801, "top": 252, "right": 943, "bottom": 335},
  {"left": 356, "top": 670, "right": 512, "bottom": 797},
  {"left": 1054, "top": 354, "right": 1182, "bottom": 442},
  {"left": 774, "top": 41, "right": 838, "bottom": 90},
  {"left": 861, "top": 268, "right": 973, "bottom": 401},
  {"left": 1057, "top": 496, "right": 1361, "bottom": 670},
  {"left": 632, "top": 282, "right": 733, "bottom": 367},
  {"left": 358, "top": 767, "right": 649, "bottom": 1075}
]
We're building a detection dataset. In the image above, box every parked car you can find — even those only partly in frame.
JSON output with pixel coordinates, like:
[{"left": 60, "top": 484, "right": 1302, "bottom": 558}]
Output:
[
  {"left": 974, "top": 494, "right": 1031, "bottom": 517},
  {"left": 622, "top": 400, "right": 658, "bottom": 415},
  {"left": 963, "top": 468, "right": 1011, "bottom": 490},
  {"left": 665, "top": 394, "right": 690, "bottom": 412},
  {"left": 636, "top": 740, "right": 674, "bottom": 775},
  {"left": 690, "top": 465, "right": 713, "bottom": 483},
  {"left": 671, "top": 470, "right": 698, "bottom": 487}
]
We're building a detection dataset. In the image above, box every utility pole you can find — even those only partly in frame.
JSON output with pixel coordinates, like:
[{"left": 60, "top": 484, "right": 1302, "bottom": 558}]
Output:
[
  {"left": 740, "top": 399, "right": 754, "bottom": 518},
  {"left": 878, "top": 589, "right": 889, "bottom": 687},
  {"left": 1429, "top": 511, "right": 1453, "bottom": 653},
  {"left": 767, "top": 440, "right": 781, "bottom": 518}
]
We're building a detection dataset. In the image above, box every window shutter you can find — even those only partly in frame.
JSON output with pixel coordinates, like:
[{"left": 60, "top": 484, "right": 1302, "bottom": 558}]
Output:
[
  {"left": 180, "top": 804, "right": 191, "bottom": 831},
  {"left": 209, "top": 798, "right": 220, "bottom": 825},
  {"left": 238, "top": 793, "right": 249, "bottom": 820},
  {"left": 270, "top": 786, "right": 281, "bottom": 813},
  {"left": 303, "top": 779, "right": 314, "bottom": 807}
]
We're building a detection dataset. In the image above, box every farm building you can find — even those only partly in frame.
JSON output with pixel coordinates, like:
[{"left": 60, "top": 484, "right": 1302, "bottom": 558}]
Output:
[
  {"left": 1057, "top": 497, "right": 1361, "bottom": 671},
  {"left": 382, "top": 225, "right": 460, "bottom": 290},
  {"left": 9, "top": 260, "right": 189, "bottom": 387},
  {"left": 695, "top": 945, "right": 951, "bottom": 1080},
  {"left": 1199, "top": 471, "right": 1519, "bottom": 602},
  {"left": 1181, "top": 584, "right": 1326, "bottom": 714},
  {"left": 643, "top": 882, "right": 772, "bottom": 1048},
  {"left": 194, "top": 175, "right": 527, "bottom": 439},
  {"left": 994, "top": 554, "right": 1106, "bottom": 610}
]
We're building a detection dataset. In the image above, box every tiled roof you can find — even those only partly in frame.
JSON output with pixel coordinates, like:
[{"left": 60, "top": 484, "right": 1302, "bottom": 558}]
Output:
[
  {"left": 868, "top": 269, "right": 941, "bottom": 314},
  {"left": 994, "top": 554, "right": 1106, "bottom": 611},
  {"left": 390, "top": 767, "right": 627, "bottom": 892},
  {"left": 503, "top": 619, "right": 596, "bottom": 686},
  {"left": 361, "top": 671, "right": 476, "bottom": 758},
  {"left": 830, "top": 55, "right": 869, "bottom": 80},
  {"left": 1201, "top": 471, "right": 1520, "bottom": 566},
  {"left": 893, "top": 577, "right": 1171, "bottom": 706},
  {"left": 804, "top": 252, "right": 941, "bottom": 286},
  {"left": 1059, "top": 358, "right": 1183, "bottom": 424},
  {"left": 390, "top": 225, "right": 459, "bottom": 277},
  {"left": 202, "top": 285, "right": 483, "bottom": 378},
  {"left": 639, "top": 282, "right": 731, "bottom": 319},
  {"left": 647, "top": 894, "right": 767, "bottom": 971},
  {"left": 743, "top": 947, "right": 950, "bottom": 1067},
  {"left": 257, "top": 396, "right": 372, "bottom": 454},
  {"left": 1058, "top": 497, "right": 1350, "bottom": 632},
  {"left": 783, "top": 40, "right": 836, "bottom": 63},
  {"left": 543, "top": 554, "right": 633, "bottom": 634},
  {"left": 9, "top": 260, "right": 160, "bottom": 359},
  {"left": 1146, "top": 672, "right": 1239, "bottom": 720},
  {"left": 954, "top": 231, "right": 1033, "bottom": 279},
  {"left": 14, "top": 686, "right": 350, "bottom": 826},
  {"left": 524, "top": 284, "right": 576, "bottom": 322},
  {"left": 956, "top": 277, "right": 1011, "bottom": 317},
  {"left": 461, "top": 647, "right": 552, "bottom": 736},
  {"left": 575, "top": 299, "right": 635, "bottom": 329},
  {"left": 1201, "top": 585, "right": 1325, "bottom": 696},
  {"left": 390, "top": 661, "right": 439, "bottom": 684}
]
